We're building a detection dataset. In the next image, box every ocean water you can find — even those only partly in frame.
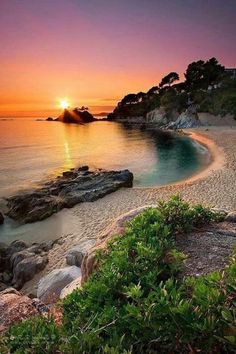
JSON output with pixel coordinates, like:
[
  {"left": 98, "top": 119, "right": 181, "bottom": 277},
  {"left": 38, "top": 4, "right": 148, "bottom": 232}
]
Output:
[
  {"left": 0, "top": 118, "right": 209, "bottom": 243},
  {"left": 0, "top": 118, "right": 208, "bottom": 196}
]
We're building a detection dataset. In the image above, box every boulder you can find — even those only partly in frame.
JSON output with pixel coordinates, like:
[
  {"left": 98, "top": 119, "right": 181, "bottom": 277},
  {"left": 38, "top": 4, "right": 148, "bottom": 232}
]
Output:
[
  {"left": 37, "top": 266, "right": 81, "bottom": 303},
  {"left": 60, "top": 276, "right": 82, "bottom": 299},
  {"left": 12, "top": 255, "right": 48, "bottom": 289},
  {"left": 225, "top": 212, "right": 236, "bottom": 223},
  {"left": 0, "top": 288, "right": 38, "bottom": 333},
  {"left": 10, "top": 250, "right": 35, "bottom": 269},
  {"left": 0, "top": 212, "right": 4, "bottom": 224},
  {"left": 81, "top": 205, "right": 156, "bottom": 283},
  {"left": 66, "top": 247, "right": 85, "bottom": 267}
]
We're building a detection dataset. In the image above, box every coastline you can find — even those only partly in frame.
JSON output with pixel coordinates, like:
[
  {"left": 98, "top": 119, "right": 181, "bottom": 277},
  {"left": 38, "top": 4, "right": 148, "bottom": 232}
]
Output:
[{"left": 21, "top": 126, "right": 236, "bottom": 295}]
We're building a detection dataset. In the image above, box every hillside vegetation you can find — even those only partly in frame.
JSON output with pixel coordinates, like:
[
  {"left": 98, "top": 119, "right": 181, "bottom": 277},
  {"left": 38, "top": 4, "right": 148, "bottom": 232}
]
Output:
[
  {"left": 1, "top": 196, "right": 236, "bottom": 353},
  {"left": 108, "top": 58, "right": 236, "bottom": 121}
]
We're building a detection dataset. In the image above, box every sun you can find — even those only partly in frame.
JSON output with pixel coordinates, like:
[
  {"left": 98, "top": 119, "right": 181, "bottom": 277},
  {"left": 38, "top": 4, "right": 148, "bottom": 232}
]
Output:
[{"left": 60, "top": 99, "right": 69, "bottom": 110}]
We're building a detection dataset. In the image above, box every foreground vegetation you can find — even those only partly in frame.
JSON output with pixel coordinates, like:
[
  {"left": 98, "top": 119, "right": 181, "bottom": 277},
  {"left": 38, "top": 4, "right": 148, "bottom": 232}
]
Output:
[
  {"left": 1, "top": 196, "right": 236, "bottom": 353},
  {"left": 108, "top": 58, "right": 236, "bottom": 120}
]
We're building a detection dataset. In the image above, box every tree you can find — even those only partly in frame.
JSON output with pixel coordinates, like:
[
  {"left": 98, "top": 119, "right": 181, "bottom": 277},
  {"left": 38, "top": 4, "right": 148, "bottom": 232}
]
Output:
[
  {"left": 147, "top": 86, "right": 159, "bottom": 96},
  {"left": 119, "top": 93, "right": 138, "bottom": 106},
  {"left": 184, "top": 58, "right": 225, "bottom": 91},
  {"left": 159, "top": 72, "right": 179, "bottom": 88}
]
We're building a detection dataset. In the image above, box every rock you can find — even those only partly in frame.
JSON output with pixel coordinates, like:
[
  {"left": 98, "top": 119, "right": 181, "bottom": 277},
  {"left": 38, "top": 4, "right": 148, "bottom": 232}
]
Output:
[
  {"left": 0, "top": 212, "right": 4, "bottom": 224},
  {"left": 167, "top": 106, "right": 201, "bottom": 129},
  {"left": 37, "top": 266, "right": 81, "bottom": 303},
  {"left": 146, "top": 107, "right": 168, "bottom": 126},
  {"left": 81, "top": 205, "right": 156, "bottom": 283},
  {"left": 7, "top": 240, "right": 28, "bottom": 256},
  {"left": 0, "top": 288, "right": 39, "bottom": 333},
  {"left": 6, "top": 167, "right": 133, "bottom": 223},
  {"left": 66, "top": 247, "right": 85, "bottom": 267},
  {"left": 225, "top": 212, "right": 236, "bottom": 223},
  {"left": 77, "top": 165, "right": 89, "bottom": 172},
  {"left": 57, "top": 109, "right": 96, "bottom": 124},
  {"left": 60, "top": 276, "right": 82, "bottom": 299},
  {"left": 12, "top": 255, "right": 48, "bottom": 289},
  {"left": 46, "top": 117, "right": 54, "bottom": 121},
  {"left": 10, "top": 250, "right": 35, "bottom": 269}
]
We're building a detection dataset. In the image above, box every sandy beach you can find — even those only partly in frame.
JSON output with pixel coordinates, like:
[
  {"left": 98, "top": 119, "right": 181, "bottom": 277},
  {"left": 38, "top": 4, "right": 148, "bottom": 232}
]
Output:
[{"left": 22, "top": 126, "right": 236, "bottom": 295}]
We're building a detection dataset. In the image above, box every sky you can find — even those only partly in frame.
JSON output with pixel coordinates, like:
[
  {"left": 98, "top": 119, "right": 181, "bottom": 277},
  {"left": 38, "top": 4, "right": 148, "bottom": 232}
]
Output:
[{"left": 0, "top": 0, "right": 235, "bottom": 117}]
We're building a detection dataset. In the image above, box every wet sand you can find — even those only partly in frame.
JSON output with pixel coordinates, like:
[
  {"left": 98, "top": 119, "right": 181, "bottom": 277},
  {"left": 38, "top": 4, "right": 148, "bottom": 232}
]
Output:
[{"left": 23, "top": 126, "right": 236, "bottom": 295}]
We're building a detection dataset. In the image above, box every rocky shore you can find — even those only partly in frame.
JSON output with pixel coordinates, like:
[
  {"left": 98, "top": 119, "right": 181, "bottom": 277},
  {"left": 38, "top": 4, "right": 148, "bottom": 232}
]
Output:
[{"left": 5, "top": 166, "right": 133, "bottom": 224}]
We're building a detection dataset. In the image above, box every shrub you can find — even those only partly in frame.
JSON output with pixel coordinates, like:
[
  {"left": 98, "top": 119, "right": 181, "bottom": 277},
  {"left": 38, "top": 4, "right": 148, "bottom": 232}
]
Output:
[{"left": 3, "top": 196, "right": 235, "bottom": 353}]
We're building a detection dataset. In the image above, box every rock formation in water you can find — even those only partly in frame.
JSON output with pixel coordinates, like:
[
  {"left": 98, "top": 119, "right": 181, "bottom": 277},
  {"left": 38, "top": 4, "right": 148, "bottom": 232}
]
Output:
[
  {"left": 6, "top": 166, "right": 133, "bottom": 223},
  {"left": 57, "top": 108, "right": 96, "bottom": 124}
]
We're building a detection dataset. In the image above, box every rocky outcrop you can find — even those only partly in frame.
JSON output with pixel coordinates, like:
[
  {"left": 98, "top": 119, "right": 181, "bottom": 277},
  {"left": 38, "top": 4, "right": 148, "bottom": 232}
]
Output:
[
  {"left": 57, "top": 109, "right": 96, "bottom": 124},
  {"left": 0, "top": 212, "right": 4, "bottom": 224},
  {"left": 0, "top": 288, "right": 39, "bottom": 333},
  {"left": 167, "top": 106, "right": 201, "bottom": 129},
  {"left": 37, "top": 266, "right": 81, "bottom": 303},
  {"left": 81, "top": 205, "right": 156, "bottom": 283},
  {"left": 6, "top": 167, "right": 133, "bottom": 224},
  {"left": 146, "top": 107, "right": 168, "bottom": 126}
]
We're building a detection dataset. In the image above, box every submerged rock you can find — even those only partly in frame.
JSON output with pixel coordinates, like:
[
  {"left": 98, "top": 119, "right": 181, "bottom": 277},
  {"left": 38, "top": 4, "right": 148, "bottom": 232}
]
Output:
[
  {"left": 37, "top": 266, "right": 81, "bottom": 303},
  {"left": 6, "top": 167, "right": 133, "bottom": 223}
]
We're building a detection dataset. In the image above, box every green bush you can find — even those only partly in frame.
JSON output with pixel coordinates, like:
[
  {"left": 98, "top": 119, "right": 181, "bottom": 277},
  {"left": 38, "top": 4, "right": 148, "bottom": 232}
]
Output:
[{"left": 3, "top": 196, "right": 235, "bottom": 353}]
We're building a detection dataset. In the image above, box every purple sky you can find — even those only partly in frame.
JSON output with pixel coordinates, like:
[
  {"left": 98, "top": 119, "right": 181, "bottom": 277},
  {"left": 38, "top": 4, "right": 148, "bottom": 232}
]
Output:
[{"left": 0, "top": 0, "right": 235, "bottom": 116}]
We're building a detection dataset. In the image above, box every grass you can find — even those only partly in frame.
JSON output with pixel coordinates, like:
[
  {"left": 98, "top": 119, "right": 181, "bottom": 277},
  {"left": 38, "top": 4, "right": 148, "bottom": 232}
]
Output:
[{"left": 1, "top": 195, "right": 235, "bottom": 353}]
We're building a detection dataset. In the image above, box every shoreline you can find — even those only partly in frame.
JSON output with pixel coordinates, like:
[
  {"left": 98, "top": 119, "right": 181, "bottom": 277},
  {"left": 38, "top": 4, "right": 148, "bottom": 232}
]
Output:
[{"left": 21, "top": 126, "right": 236, "bottom": 295}]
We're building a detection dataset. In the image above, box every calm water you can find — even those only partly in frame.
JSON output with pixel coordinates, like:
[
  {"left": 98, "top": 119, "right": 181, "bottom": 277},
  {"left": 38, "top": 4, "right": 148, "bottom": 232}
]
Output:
[
  {"left": 0, "top": 118, "right": 209, "bottom": 244},
  {"left": 0, "top": 118, "right": 208, "bottom": 197}
]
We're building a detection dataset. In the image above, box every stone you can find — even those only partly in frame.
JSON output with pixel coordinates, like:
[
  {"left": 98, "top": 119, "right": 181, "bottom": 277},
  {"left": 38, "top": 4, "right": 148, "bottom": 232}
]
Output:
[
  {"left": 0, "top": 289, "right": 38, "bottom": 333},
  {"left": 12, "top": 255, "right": 48, "bottom": 289},
  {"left": 225, "top": 212, "right": 236, "bottom": 223},
  {"left": 10, "top": 250, "right": 35, "bottom": 269},
  {"left": 7, "top": 240, "right": 28, "bottom": 256},
  {"left": 0, "top": 212, "right": 4, "bottom": 224},
  {"left": 66, "top": 247, "right": 85, "bottom": 267},
  {"left": 6, "top": 168, "right": 133, "bottom": 223},
  {"left": 60, "top": 276, "right": 82, "bottom": 299},
  {"left": 37, "top": 266, "right": 81, "bottom": 303}
]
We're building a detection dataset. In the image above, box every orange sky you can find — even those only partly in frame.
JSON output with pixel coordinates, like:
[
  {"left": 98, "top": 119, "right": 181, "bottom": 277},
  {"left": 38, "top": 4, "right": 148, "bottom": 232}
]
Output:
[{"left": 0, "top": 0, "right": 235, "bottom": 117}]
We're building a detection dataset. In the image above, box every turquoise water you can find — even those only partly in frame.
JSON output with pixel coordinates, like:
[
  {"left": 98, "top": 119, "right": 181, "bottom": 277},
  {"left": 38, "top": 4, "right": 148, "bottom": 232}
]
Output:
[{"left": 0, "top": 119, "right": 208, "bottom": 197}]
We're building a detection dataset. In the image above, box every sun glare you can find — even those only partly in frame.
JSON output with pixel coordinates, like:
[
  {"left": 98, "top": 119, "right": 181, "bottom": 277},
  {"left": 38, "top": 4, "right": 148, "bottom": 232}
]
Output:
[{"left": 60, "top": 99, "right": 69, "bottom": 110}]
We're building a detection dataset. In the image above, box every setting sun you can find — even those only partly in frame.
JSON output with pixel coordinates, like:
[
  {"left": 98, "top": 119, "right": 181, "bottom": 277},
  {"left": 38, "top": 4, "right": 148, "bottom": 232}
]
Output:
[{"left": 60, "top": 99, "right": 69, "bottom": 110}]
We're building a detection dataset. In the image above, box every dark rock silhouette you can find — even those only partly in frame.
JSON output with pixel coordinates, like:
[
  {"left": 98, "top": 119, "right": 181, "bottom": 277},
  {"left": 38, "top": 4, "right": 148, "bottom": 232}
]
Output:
[{"left": 57, "top": 108, "right": 96, "bottom": 124}]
